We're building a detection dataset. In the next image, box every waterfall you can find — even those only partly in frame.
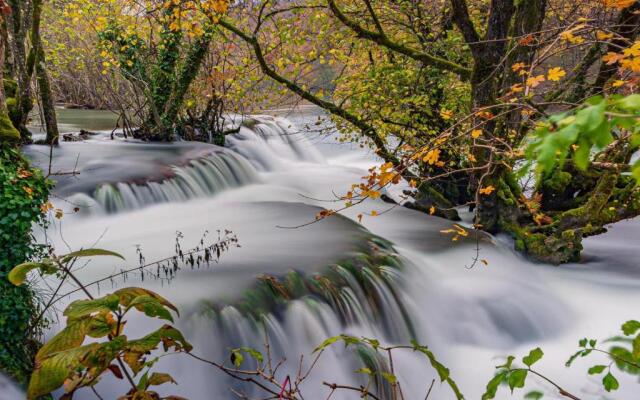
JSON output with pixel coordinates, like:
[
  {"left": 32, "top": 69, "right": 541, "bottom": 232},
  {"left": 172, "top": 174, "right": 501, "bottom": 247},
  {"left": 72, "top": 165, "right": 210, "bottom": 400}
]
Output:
[
  {"left": 87, "top": 151, "right": 257, "bottom": 214},
  {"left": 226, "top": 115, "right": 325, "bottom": 170}
]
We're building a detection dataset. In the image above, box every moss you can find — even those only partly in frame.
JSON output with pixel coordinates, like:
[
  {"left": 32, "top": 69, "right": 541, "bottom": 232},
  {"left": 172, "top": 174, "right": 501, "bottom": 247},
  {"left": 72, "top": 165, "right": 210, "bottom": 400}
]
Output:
[
  {"left": 0, "top": 112, "right": 20, "bottom": 143},
  {"left": 3, "top": 79, "right": 17, "bottom": 99},
  {"left": 542, "top": 171, "right": 572, "bottom": 192}
]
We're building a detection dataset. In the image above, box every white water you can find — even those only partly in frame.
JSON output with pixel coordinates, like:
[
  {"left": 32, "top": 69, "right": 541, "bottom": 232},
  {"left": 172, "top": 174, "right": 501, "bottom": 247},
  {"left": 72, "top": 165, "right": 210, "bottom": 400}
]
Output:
[{"left": 22, "top": 109, "right": 640, "bottom": 399}]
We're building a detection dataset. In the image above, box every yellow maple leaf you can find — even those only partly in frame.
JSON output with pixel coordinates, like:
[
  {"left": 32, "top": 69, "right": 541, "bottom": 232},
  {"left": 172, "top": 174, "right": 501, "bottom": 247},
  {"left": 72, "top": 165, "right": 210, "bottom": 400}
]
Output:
[
  {"left": 511, "top": 62, "right": 526, "bottom": 72},
  {"left": 612, "top": 80, "right": 625, "bottom": 87},
  {"left": 422, "top": 149, "right": 441, "bottom": 165},
  {"left": 471, "top": 129, "right": 482, "bottom": 138},
  {"left": 596, "top": 30, "right": 614, "bottom": 41},
  {"left": 526, "top": 75, "right": 545, "bottom": 88},
  {"left": 429, "top": 206, "right": 436, "bottom": 215},
  {"left": 479, "top": 185, "right": 496, "bottom": 195},
  {"left": 547, "top": 67, "right": 566, "bottom": 81}
]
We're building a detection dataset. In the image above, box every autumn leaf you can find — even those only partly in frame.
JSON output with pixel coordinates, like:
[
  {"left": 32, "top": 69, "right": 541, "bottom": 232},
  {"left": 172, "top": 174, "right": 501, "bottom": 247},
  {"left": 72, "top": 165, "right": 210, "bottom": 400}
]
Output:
[
  {"left": 423, "top": 149, "right": 441, "bottom": 165},
  {"left": 429, "top": 206, "right": 435, "bottom": 215},
  {"left": 479, "top": 186, "right": 496, "bottom": 195},
  {"left": 510, "top": 84, "right": 524, "bottom": 93},
  {"left": 596, "top": 31, "right": 614, "bottom": 41},
  {"left": 439, "top": 109, "right": 453, "bottom": 120},
  {"left": 602, "top": 0, "right": 636, "bottom": 9},
  {"left": 526, "top": 75, "right": 545, "bottom": 88},
  {"left": 471, "top": 130, "right": 482, "bottom": 138},
  {"left": 547, "top": 67, "right": 566, "bottom": 81},
  {"left": 511, "top": 62, "right": 526, "bottom": 72},
  {"left": 603, "top": 52, "right": 625, "bottom": 65}
]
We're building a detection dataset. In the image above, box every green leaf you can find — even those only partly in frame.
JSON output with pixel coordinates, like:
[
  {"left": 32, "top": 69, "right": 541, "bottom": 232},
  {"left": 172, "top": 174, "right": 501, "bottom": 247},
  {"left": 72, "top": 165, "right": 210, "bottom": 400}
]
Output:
[
  {"left": 238, "top": 347, "right": 264, "bottom": 364},
  {"left": 126, "top": 295, "right": 174, "bottom": 322},
  {"left": 602, "top": 372, "right": 619, "bottom": 392},
  {"left": 633, "top": 334, "right": 640, "bottom": 360},
  {"left": 314, "top": 336, "right": 339, "bottom": 353},
  {"left": 28, "top": 337, "right": 125, "bottom": 399},
  {"left": 27, "top": 343, "right": 99, "bottom": 399},
  {"left": 622, "top": 320, "right": 640, "bottom": 336},
  {"left": 61, "top": 248, "right": 125, "bottom": 263},
  {"left": 588, "top": 365, "right": 606, "bottom": 375},
  {"left": 381, "top": 372, "right": 397, "bottom": 384},
  {"left": 230, "top": 349, "right": 243, "bottom": 368},
  {"left": 411, "top": 340, "right": 463, "bottom": 399},
  {"left": 8, "top": 262, "right": 51, "bottom": 285},
  {"left": 482, "top": 371, "right": 507, "bottom": 400},
  {"left": 498, "top": 356, "right": 515, "bottom": 369},
  {"left": 355, "top": 367, "right": 373, "bottom": 375},
  {"left": 616, "top": 94, "right": 640, "bottom": 111},
  {"left": 524, "top": 390, "right": 544, "bottom": 400},
  {"left": 63, "top": 294, "right": 120, "bottom": 321},
  {"left": 508, "top": 369, "right": 527, "bottom": 392},
  {"left": 35, "top": 318, "right": 92, "bottom": 362},
  {"left": 124, "top": 325, "right": 192, "bottom": 374},
  {"left": 113, "top": 287, "right": 178, "bottom": 314},
  {"left": 522, "top": 348, "right": 544, "bottom": 367}
]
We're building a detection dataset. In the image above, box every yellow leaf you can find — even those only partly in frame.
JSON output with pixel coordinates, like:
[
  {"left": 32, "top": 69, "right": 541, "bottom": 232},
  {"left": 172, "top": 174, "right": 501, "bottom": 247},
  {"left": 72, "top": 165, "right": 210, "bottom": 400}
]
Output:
[
  {"left": 471, "top": 129, "right": 482, "bottom": 138},
  {"left": 511, "top": 62, "right": 526, "bottom": 72},
  {"left": 612, "top": 80, "right": 625, "bottom": 87},
  {"left": 479, "top": 185, "right": 496, "bottom": 195},
  {"left": 547, "top": 67, "right": 566, "bottom": 81},
  {"left": 440, "top": 109, "right": 453, "bottom": 120},
  {"left": 596, "top": 30, "right": 614, "bottom": 41},
  {"left": 429, "top": 206, "right": 435, "bottom": 215},
  {"left": 526, "top": 75, "right": 545, "bottom": 88}
]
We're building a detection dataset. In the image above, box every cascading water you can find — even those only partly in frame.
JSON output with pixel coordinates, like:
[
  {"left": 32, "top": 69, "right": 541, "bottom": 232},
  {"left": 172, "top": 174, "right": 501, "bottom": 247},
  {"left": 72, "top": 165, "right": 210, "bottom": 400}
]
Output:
[
  {"left": 23, "top": 107, "right": 640, "bottom": 399},
  {"left": 91, "top": 152, "right": 257, "bottom": 213}
]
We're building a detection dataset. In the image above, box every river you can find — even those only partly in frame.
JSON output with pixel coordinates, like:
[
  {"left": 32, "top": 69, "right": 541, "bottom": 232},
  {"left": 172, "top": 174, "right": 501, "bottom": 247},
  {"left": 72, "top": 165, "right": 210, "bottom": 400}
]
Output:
[{"left": 20, "top": 108, "right": 640, "bottom": 399}]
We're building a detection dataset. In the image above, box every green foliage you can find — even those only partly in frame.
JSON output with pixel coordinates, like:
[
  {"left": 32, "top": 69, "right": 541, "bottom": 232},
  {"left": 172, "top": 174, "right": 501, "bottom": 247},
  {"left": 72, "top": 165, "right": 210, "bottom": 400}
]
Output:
[
  {"left": 527, "top": 94, "right": 640, "bottom": 181},
  {"left": 314, "top": 335, "right": 464, "bottom": 400},
  {"left": 0, "top": 145, "right": 50, "bottom": 383},
  {"left": 482, "top": 348, "right": 544, "bottom": 400},
  {"left": 7, "top": 248, "right": 191, "bottom": 399}
]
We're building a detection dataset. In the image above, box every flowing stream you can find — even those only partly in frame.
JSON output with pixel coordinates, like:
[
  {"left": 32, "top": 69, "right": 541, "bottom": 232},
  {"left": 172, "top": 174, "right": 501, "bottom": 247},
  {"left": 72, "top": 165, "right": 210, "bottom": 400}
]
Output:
[{"left": 21, "top": 108, "right": 640, "bottom": 399}]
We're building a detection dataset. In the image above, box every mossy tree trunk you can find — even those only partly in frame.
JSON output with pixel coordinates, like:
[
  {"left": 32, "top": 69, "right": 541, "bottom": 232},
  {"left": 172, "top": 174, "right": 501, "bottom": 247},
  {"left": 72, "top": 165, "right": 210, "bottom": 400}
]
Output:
[
  {"left": 6, "top": 0, "right": 34, "bottom": 142},
  {"left": 31, "top": 0, "right": 59, "bottom": 145},
  {"left": 0, "top": 19, "right": 20, "bottom": 144}
]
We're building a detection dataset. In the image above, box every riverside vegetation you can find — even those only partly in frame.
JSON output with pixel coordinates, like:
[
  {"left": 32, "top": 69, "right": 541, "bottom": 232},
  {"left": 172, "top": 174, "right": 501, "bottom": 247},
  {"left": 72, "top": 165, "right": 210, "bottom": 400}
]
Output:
[{"left": 1, "top": 0, "right": 640, "bottom": 398}]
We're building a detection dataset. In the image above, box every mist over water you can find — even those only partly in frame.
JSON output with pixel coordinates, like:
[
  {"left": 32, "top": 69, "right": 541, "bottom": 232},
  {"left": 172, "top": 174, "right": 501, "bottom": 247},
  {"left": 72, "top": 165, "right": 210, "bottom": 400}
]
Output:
[{"left": 25, "top": 108, "right": 640, "bottom": 399}]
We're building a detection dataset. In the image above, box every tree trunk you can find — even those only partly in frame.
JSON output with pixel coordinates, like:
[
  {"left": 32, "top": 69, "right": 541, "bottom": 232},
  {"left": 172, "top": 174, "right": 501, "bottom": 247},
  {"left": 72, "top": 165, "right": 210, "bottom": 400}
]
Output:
[
  {"left": 6, "top": 0, "right": 34, "bottom": 142},
  {"left": 0, "top": 22, "right": 20, "bottom": 144},
  {"left": 31, "top": 0, "right": 59, "bottom": 145}
]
